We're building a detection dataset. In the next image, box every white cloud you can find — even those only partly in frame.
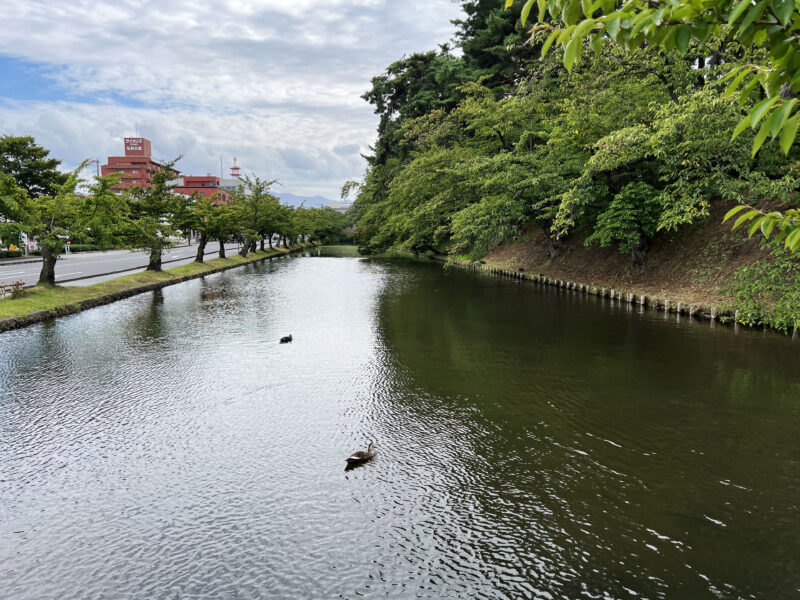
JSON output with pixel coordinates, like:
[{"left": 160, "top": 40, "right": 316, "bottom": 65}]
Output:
[{"left": 0, "top": 0, "right": 463, "bottom": 198}]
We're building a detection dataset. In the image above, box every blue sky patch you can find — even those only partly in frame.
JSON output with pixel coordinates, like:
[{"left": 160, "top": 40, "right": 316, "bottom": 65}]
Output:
[
  {"left": 0, "top": 55, "right": 65, "bottom": 101},
  {"left": 0, "top": 55, "right": 150, "bottom": 108}
]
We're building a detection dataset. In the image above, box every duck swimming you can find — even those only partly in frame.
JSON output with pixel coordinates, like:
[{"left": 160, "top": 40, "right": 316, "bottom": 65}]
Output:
[
  {"left": 279, "top": 334, "right": 293, "bottom": 344},
  {"left": 346, "top": 442, "right": 375, "bottom": 465}
]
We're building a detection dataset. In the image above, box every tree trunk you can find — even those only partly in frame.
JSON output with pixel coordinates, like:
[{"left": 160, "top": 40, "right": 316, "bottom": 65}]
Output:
[
  {"left": 547, "top": 236, "right": 560, "bottom": 258},
  {"left": 249, "top": 239, "right": 257, "bottom": 253},
  {"left": 147, "top": 246, "right": 162, "bottom": 271},
  {"left": 281, "top": 235, "right": 287, "bottom": 248},
  {"left": 218, "top": 238, "right": 226, "bottom": 258},
  {"left": 260, "top": 238, "right": 265, "bottom": 251},
  {"left": 239, "top": 239, "right": 250, "bottom": 257},
  {"left": 195, "top": 234, "right": 208, "bottom": 263},
  {"left": 631, "top": 233, "right": 649, "bottom": 267},
  {"left": 38, "top": 245, "right": 57, "bottom": 285},
  {"left": 268, "top": 234, "right": 273, "bottom": 250}
]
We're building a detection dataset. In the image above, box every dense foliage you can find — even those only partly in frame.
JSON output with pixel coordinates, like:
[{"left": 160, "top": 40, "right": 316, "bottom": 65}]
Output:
[
  {"left": 507, "top": 0, "right": 800, "bottom": 249},
  {"left": 352, "top": 0, "right": 799, "bottom": 268},
  {"left": 725, "top": 242, "right": 800, "bottom": 331},
  {"left": 0, "top": 135, "right": 68, "bottom": 197}
]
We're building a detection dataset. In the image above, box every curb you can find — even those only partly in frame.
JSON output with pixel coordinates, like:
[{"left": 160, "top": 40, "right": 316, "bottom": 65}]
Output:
[
  {"left": 0, "top": 244, "right": 310, "bottom": 334},
  {"left": 54, "top": 245, "right": 238, "bottom": 286},
  {"left": 0, "top": 242, "right": 204, "bottom": 267},
  {"left": 0, "top": 258, "right": 42, "bottom": 266}
]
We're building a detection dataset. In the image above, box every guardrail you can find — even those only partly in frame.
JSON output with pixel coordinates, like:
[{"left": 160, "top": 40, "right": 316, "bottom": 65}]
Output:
[{"left": 1, "top": 281, "right": 25, "bottom": 297}]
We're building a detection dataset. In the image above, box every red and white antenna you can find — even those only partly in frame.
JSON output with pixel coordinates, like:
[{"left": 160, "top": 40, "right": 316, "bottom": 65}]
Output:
[{"left": 230, "top": 157, "right": 241, "bottom": 178}]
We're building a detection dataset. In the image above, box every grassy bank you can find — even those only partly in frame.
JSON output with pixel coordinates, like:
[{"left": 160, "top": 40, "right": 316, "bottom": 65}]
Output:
[
  {"left": 0, "top": 246, "right": 307, "bottom": 329},
  {"left": 453, "top": 204, "right": 799, "bottom": 333}
]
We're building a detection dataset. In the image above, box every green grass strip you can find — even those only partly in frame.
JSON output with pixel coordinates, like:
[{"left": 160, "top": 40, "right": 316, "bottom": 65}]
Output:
[{"left": 0, "top": 246, "right": 304, "bottom": 325}]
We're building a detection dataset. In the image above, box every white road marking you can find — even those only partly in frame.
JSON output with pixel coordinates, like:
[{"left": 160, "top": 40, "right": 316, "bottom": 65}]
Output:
[{"left": 0, "top": 270, "right": 25, "bottom": 275}]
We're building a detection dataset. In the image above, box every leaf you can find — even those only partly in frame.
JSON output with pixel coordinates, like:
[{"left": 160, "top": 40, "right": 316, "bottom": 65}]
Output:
[
  {"left": 575, "top": 18, "right": 597, "bottom": 37},
  {"left": 606, "top": 16, "right": 621, "bottom": 41},
  {"left": 737, "top": 0, "right": 767, "bottom": 39},
  {"left": 731, "top": 114, "right": 752, "bottom": 140},
  {"left": 779, "top": 113, "right": 800, "bottom": 153},
  {"left": 675, "top": 25, "right": 692, "bottom": 53},
  {"left": 750, "top": 96, "right": 779, "bottom": 128},
  {"left": 761, "top": 216, "right": 777, "bottom": 238},
  {"left": 505, "top": 0, "right": 515, "bottom": 8},
  {"left": 727, "top": 0, "right": 752, "bottom": 26},
  {"left": 723, "top": 205, "right": 751, "bottom": 222},
  {"left": 521, "top": 0, "right": 535, "bottom": 25},
  {"left": 785, "top": 226, "right": 800, "bottom": 251},
  {"left": 564, "top": 0, "right": 582, "bottom": 25},
  {"left": 773, "top": 0, "right": 794, "bottom": 26},
  {"left": 631, "top": 13, "right": 653, "bottom": 38},
  {"left": 537, "top": 0, "right": 548, "bottom": 21},
  {"left": 738, "top": 77, "right": 761, "bottom": 107},
  {"left": 769, "top": 99, "right": 797, "bottom": 139},
  {"left": 752, "top": 118, "right": 771, "bottom": 156},
  {"left": 748, "top": 216, "right": 765, "bottom": 238},
  {"left": 724, "top": 68, "right": 751, "bottom": 97},
  {"left": 541, "top": 29, "right": 560, "bottom": 57},
  {"left": 564, "top": 36, "right": 581, "bottom": 71},
  {"left": 591, "top": 33, "right": 604, "bottom": 55},
  {"left": 731, "top": 209, "right": 760, "bottom": 230},
  {"left": 661, "top": 25, "right": 679, "bottom": 52},
  {"left": 719, "top": 66, "right": 744, "bottom": 84},
  {"left": 558, "top": 26, "right": 575, "bottom": 43}
]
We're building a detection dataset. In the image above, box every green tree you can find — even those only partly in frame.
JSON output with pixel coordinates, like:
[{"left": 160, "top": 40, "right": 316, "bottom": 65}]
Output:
[
  {"left": 0, "top": 135, "right": 68, "bottom": 197},
  {"left": 186, "top": 194, "right": 239, "bottom": 262},
  {"left": 455, "top": 0, "right": 540, "bottom": 90},
  {"left": 507, "top": 0, "right": 800, "bottom": 249},
  {"left": 0, "top": 172, "right": 29, "bottom": 249},
  {"left": 231, "top": 175, "right": 280, "bottom": 256},
  {"left": 125, "top": 160, "right": 182, "bottom": 271},
  {"left": 25, "top": 166, "right": 128, "bottom": 284}
]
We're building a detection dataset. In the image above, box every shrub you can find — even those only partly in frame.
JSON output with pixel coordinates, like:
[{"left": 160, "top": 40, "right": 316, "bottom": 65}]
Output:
[{"left": 724, "top": 243, "right": 800, "bottom": 332}]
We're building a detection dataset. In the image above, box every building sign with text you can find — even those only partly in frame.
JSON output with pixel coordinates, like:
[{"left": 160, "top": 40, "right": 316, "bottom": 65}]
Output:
[{"left": 125, "top": 138, "right": 143, "bottom": 152}]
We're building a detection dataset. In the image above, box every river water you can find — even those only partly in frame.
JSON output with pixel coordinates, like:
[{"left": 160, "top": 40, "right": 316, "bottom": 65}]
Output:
[{"left": 1, "top": 247, "right": 798, "bottom": 599}]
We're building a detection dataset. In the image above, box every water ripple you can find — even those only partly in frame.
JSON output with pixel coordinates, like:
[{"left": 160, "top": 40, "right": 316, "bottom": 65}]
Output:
[{"left": 1, "top": 253, "right": 798, "bottom": 599}]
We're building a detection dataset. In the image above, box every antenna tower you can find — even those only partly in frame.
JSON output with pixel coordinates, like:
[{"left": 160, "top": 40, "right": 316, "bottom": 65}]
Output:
[{"left": 230, "top": 157, "right": 241, "bottom": 178}]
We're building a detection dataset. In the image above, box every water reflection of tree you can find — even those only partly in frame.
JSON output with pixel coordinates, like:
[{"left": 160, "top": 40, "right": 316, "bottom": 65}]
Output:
[{"left": 371, "top": 260, "right": 800, "bottom": 597}]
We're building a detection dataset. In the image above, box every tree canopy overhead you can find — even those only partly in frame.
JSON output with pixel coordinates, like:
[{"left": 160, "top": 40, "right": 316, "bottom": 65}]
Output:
[
  {"left": 348, "top": 0, "right": 800, "bottom": 266},
  {"left": 507, "top": 0, "right": 800, "bottom": 250}
]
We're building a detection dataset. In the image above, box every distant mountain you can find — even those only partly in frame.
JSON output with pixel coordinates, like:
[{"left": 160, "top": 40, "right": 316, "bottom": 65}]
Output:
[{"left": 276, "top": 192, "right": 333, "bottom": 208}]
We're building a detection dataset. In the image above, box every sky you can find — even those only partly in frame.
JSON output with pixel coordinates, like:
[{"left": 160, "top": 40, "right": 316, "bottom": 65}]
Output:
[{"left": 0, "top": 0, "right": 464, "bottom": 200}]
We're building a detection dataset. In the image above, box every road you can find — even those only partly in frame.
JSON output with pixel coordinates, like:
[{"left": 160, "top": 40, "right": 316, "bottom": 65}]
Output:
[{"left": 0, "top": 242, "right": 241, "bottom": 288}]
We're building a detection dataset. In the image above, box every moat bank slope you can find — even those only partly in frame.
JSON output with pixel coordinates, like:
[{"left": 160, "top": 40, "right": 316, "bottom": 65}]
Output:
[{"left": 482, "top": 203, "right": 798, "bottom": 331}]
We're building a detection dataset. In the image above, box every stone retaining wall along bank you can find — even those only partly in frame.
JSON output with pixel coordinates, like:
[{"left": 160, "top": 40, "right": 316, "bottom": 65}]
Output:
[
  {"left": 428, "top": 254, "right": 798, "bottom": 339},
  {"left": 0, "top": 246, "right": 309, "bottom": 334}
]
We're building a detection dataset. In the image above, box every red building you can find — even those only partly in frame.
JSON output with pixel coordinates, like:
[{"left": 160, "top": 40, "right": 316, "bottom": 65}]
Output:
[
  {"left": 171, "top": 175, "right": 232, "bottom": 203},
  {"left": 101, "top": 137, "right": 164, "bottom": 191}
]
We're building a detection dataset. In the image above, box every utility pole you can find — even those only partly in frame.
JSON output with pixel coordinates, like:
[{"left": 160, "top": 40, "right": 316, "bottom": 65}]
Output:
[{"left": 87, "top": 159, "right": 100, "bottom": 177}]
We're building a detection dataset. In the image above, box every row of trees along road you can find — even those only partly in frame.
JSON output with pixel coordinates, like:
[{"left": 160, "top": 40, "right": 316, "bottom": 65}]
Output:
[
  {"left": 0, "top": 135, "right": 350, "bottom": 285},
  {"left": 349, "top": 0, "right": 800, "bottom": 263}
]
